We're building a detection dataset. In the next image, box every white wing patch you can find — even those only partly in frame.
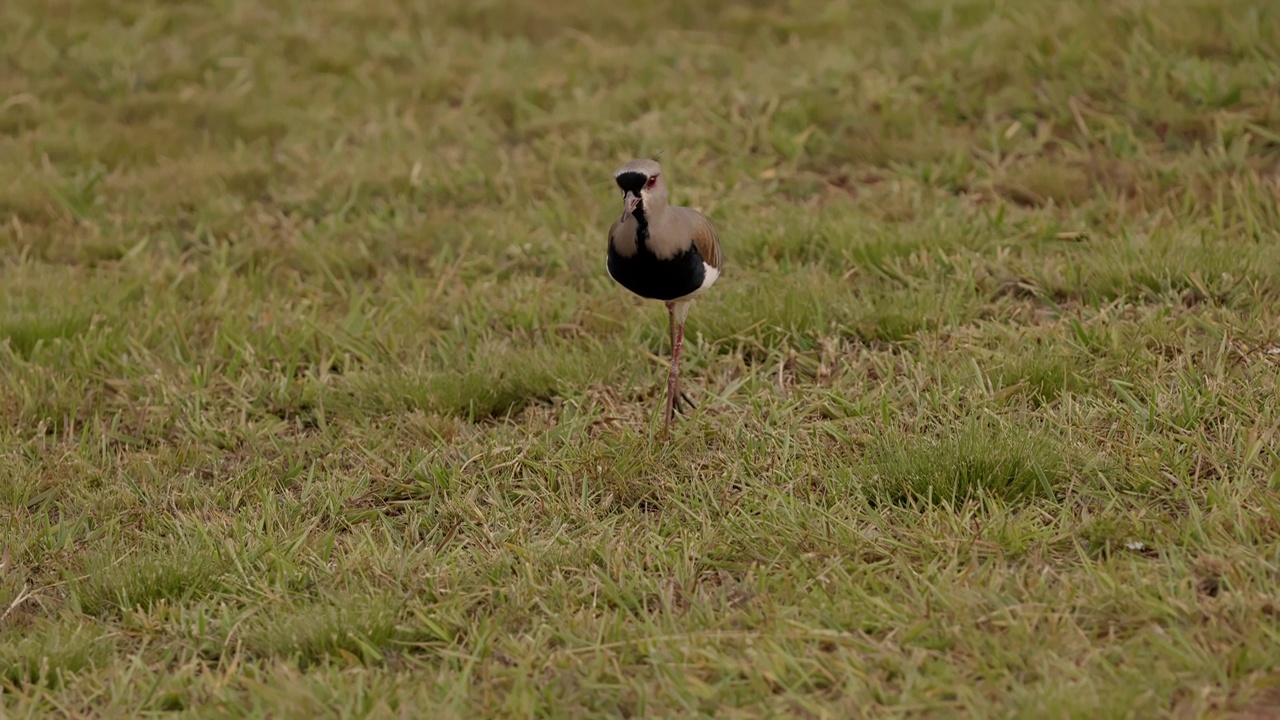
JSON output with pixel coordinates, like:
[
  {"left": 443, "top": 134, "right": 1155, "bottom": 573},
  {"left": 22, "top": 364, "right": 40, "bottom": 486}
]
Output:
[{"left": 698, "top": 263, "right": 720, "bottom": 293}]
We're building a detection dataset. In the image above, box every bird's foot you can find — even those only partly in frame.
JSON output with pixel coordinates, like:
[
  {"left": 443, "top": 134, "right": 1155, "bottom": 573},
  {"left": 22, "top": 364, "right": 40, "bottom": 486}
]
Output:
[{"left": 673, "top": 388, "right": 697, "bottom": 415}]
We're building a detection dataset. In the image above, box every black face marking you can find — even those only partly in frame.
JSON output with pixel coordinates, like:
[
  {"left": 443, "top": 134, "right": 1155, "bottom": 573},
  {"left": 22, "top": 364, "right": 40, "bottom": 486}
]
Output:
[
  {"left": 607, "top": 203, "right": 706, "bottom": 301},
  {"left": 615, "top": 171, "right": 648, "bottom": 194}
]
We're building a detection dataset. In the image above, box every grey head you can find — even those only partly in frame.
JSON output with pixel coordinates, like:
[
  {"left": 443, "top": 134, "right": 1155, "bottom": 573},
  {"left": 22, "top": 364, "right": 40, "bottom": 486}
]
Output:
[{"left": 614, "top": 158, "right": 668, "bottom": 222}]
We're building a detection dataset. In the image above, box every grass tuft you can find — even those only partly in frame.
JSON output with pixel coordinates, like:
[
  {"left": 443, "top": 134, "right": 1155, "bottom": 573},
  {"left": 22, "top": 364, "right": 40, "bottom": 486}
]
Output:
[
  {"left": 72, "top": 546, "right": 226, "bottom": 619},
  {"left": 0, "top": 313, "right": 92, "bottom": 360},
  {"left": 865, "top": 418, "right": 1075, "bottom": 505},
  {"left": 0, "top": 624, "right": 112, "bottom": 690},
  {"left": 241, "top": 596, "right": 401, "bottom": 669}
]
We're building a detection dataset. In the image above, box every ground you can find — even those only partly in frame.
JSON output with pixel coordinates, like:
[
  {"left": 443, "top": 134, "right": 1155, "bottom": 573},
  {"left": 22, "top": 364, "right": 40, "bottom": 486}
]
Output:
[{"left": 2, "top": 0, "right": 1280, "bottom": 716}]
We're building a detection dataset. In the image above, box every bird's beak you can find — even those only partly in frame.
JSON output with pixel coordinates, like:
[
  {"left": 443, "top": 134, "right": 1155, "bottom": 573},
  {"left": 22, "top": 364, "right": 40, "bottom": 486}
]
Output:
[{"left": 620, "top": 192, "right": 641, "bottom": 222}]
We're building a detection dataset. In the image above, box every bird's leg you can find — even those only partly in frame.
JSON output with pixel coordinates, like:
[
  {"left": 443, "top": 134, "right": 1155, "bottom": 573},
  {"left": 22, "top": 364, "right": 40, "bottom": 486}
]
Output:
[
  {"left": 668, "top": 300, "right": 678, "bottom": 362},
  {"left": 665, "top": 302, "right": 695, "bottom": 416},
  {"left": 662, "top": 303, "right": 685, "bottom": 440},
  {"left": 670, "top": 298, "right": 680, "bottom": 435}
]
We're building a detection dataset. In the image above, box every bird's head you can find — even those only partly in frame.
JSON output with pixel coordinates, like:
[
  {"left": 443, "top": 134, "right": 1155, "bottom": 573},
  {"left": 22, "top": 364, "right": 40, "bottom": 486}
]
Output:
[{"left": 614, "top": 158, "right": 666, "bottom": 222}]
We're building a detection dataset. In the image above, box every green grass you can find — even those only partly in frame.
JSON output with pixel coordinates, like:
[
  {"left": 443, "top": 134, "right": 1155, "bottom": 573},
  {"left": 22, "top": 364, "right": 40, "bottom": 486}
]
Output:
[{"left": 3, "top": 0, "right": 1280, "bottom": 715}]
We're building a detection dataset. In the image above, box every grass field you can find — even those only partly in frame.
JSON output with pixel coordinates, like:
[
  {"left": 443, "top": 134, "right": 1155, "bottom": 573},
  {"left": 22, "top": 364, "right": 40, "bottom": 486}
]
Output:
[{"left": 3, "top": 0, "right": 1280, "bottom": 716}]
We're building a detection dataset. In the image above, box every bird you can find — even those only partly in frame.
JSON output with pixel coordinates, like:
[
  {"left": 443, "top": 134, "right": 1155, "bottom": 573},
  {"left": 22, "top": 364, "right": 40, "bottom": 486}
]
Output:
[{"left": 605, "top": 158, "right": 723, "bottom": 440}]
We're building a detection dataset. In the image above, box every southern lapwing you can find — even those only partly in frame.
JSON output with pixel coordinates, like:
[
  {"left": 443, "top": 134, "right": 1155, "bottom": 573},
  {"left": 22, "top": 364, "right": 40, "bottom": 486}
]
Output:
[{"left": 606, "top": 158, "right": 723, "bottom": 440}]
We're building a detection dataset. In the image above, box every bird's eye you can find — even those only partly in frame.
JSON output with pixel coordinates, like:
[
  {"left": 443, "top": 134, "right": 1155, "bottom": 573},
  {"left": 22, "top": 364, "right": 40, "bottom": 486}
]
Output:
[{"left": 646, "top": 175, "right": 658, "bottom": 188}]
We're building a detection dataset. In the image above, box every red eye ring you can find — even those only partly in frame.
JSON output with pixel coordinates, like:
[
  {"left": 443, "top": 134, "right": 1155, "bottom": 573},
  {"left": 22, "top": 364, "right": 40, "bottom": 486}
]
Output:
[{"left": 646, "top": 175, "right": 658, "bottom": 188}]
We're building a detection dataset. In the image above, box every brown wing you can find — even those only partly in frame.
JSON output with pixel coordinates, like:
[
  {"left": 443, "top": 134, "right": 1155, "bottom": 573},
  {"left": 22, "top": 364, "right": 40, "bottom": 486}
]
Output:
[{"left": 689, "top": 211, "right": 723, "bottom": 270}]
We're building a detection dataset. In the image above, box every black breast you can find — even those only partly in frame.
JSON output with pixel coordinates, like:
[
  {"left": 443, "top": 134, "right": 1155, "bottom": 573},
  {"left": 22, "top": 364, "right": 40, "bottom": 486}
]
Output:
[{"left": 608, "top": 208, "right": 706, "bottom": 301}]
